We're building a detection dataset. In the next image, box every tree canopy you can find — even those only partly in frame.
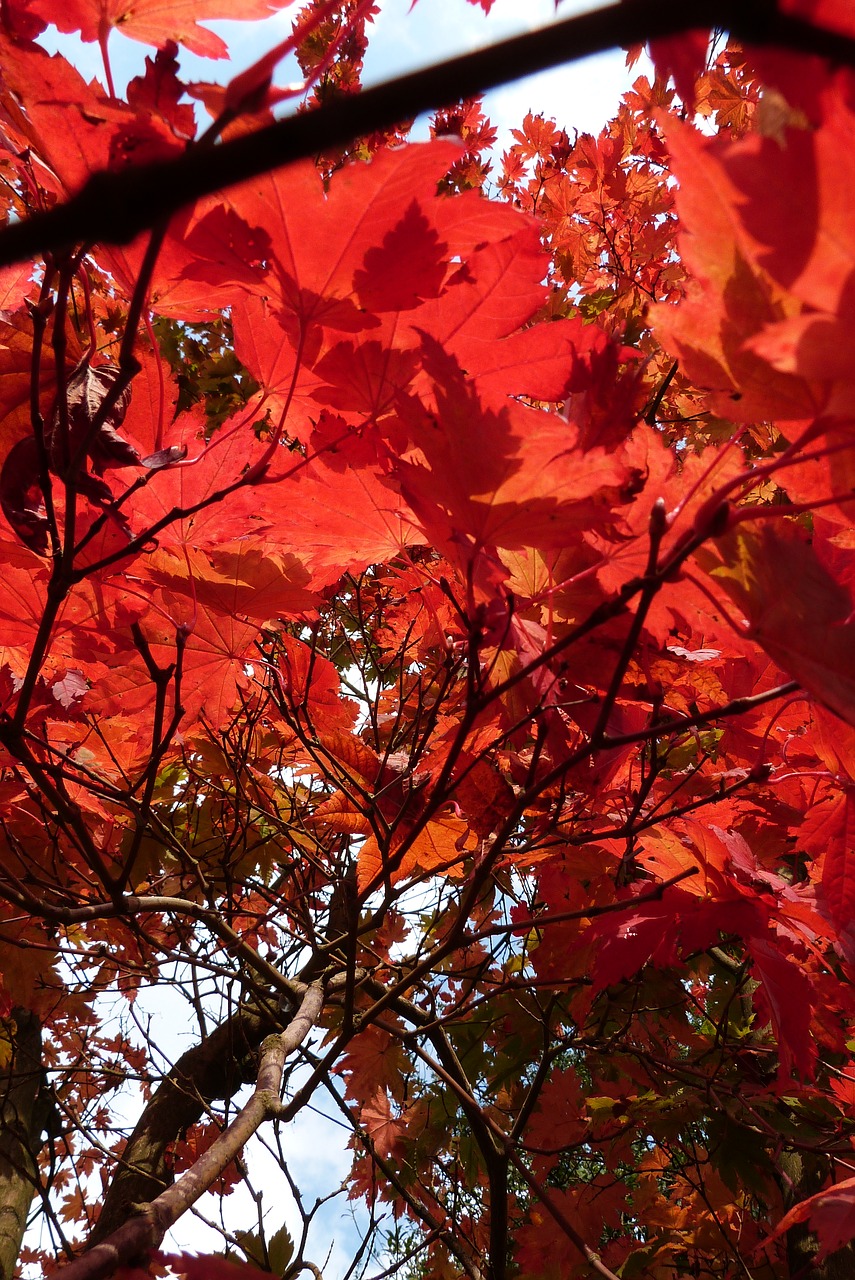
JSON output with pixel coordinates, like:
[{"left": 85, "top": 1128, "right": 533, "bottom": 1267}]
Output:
[{"left": 2, "top": 2, "right": 855, "bottom": 1279}]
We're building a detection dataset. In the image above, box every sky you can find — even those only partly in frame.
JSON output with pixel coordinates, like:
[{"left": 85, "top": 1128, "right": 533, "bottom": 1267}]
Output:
[
  {"left": 40, "top": 0, "right": 650, "bottom": 146},
  {"left": 360, "top": 0, "right": 648, "bottom": 141},
  {"left": 34, "top": 1, "right": 648, "bottom": 1275}
]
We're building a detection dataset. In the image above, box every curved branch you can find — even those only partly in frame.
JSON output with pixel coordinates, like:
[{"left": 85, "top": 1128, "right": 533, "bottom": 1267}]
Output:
[
  {"left": 0, "top": 886, "right": 305, "bottom": 1004},
  {"left": 57, "top": 982, "right": 324, "bottom": 1280},
  {"left": 0, "top": 0, "right": 852, "bottom": 267},
  {"left": 87, "top": 996, "right": 281, "bottom": 1246}
]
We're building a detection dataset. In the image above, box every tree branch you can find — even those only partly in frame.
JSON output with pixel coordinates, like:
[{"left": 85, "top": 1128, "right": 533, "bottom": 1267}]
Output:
[
  {"left": 87, "top": 996, "right": 282, "bottom": 1246},
  {"left": 56, "top": 982, "right": 324, "bottom": 1280},
  {"left": 0, "top": 0, "right": 852, "bottom": 267}
]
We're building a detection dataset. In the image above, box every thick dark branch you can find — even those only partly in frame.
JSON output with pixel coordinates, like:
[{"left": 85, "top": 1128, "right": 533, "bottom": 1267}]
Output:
[
  {"left": 0, "top": 0, "right": 853, "bottom": 267},
  {"left": 60, "top": 984, "right": 324, "bottom": 1280},
  {"left": 87, "top": 997, "right": 283, "bottom": 1245}
]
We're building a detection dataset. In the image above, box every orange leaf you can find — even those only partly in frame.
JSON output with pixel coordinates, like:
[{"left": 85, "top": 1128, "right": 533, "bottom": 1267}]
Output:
[
  {"left": 357, "top": 814, "right": 477, "bottom": 892},
  {"left": 360, "top": 1087, "right": 406, "bottom": 1161}
]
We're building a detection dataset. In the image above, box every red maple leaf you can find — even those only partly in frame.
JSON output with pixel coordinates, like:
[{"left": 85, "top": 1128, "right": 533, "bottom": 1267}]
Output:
[{"left": 31, "top": 0, "right": 296, "bottom": 57}]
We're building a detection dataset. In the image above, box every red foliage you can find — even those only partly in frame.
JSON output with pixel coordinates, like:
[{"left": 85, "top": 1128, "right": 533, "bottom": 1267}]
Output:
[{"left": 1, "top": 4, "right": 855, "bottom": 1280}]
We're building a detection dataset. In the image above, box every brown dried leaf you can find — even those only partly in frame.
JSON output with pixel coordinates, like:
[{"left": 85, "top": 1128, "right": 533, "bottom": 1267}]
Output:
[{"left": 49, "top": 363, "right": 137, "bottom": 476}]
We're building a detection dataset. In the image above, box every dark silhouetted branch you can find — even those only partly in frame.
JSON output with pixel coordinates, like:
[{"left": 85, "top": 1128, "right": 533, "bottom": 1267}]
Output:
[{"left": 0, "top": 0, "right": 852, "bottom": 266}]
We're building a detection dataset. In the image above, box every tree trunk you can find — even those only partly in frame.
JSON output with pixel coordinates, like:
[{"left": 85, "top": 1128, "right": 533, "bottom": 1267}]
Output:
[{"left": 0, "top": 1009, "right": 46, "bottom": 1280}]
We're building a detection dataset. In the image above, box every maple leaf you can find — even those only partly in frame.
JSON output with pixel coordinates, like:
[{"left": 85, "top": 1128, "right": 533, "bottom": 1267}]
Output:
[
  {"left": 0, "top": 934, "right": 60, "bottom": 1014},
  {"left": 359, "top": 1087, "right": 408, "bottom": 1161},
  {"left": 525, "top": 1067, "right": 588, "bottom": 1155},
  {"left": 30, "top": 0, "right": 295, "bottom": 58},
  {"left": 653, "top": 118, "right": 822, "bottom": 422},
  {"left": 390, "top": 336, "right": 632, "bottom": 581},
  {"left": 48, "top": 362, "right": 137, "bottom": 476},
  {"left": 357, "top": 814, "right": 477, "bottom": 893},
  {"left": 340, "top": 1023, "right": 409, "bottom": 1104},
  {"left": 698, "top": 523, "right": 855, "bottom": 726},
  {"left": 160, "top": 1253, "right": 272, "bottom": 1279},
  {"left": 647, "top": 30, "right": 711, "bottom": 110},
  {"left": 311, "top": 343, "right": 420, "bottom": 421},
  {"left": 0, "top": 263, "right": 35, "bottom": 311},
  {"left": 766, "top": 1172, "right": 855, "bottom": 1261},
  {"left": 588, "top": 893, "right": 682, "bottom": 991},
  {"left": 0, "top": 440, "right": 50, "bottom": 556},
  {"left": 170, "top": 1121, "right": 242, "bottom": 1194},
  {"left": 254, "top": 455, "right": 420, "bottom": 591},
  {"left": 120, "top": 600, "right": 256, "bottom": 728},
  {"left": 413, "top": 224, "right": 632, "bottom": 404},
  {"left": 277, "top": 634, "right": 359, "bottom": 731},
  {"left": 126, "top": 41, "right": 196, "bottom": 140},
  {"left": 748, "top": 937, "right": 816, "bottom": 1081},
  {"left": 0, "top": 35, "right": 183, "bottom": 198},
  {"left": 702, "top": 84, "right": 855, "bottom": 401},
  {"left": 140, "top": 545, "right": 317, "bottom": 625},
  {"left": 588, "top": 856, "right": 770, "bottom": 995}
]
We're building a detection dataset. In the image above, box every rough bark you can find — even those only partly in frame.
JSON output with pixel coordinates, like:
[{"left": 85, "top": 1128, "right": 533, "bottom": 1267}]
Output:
[
  {"left": 89, "top": 997, "right": 283, "bottom": 1245},
  {"left": 0, "top": 1009, "right": 46, "bottom": 1280}
]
